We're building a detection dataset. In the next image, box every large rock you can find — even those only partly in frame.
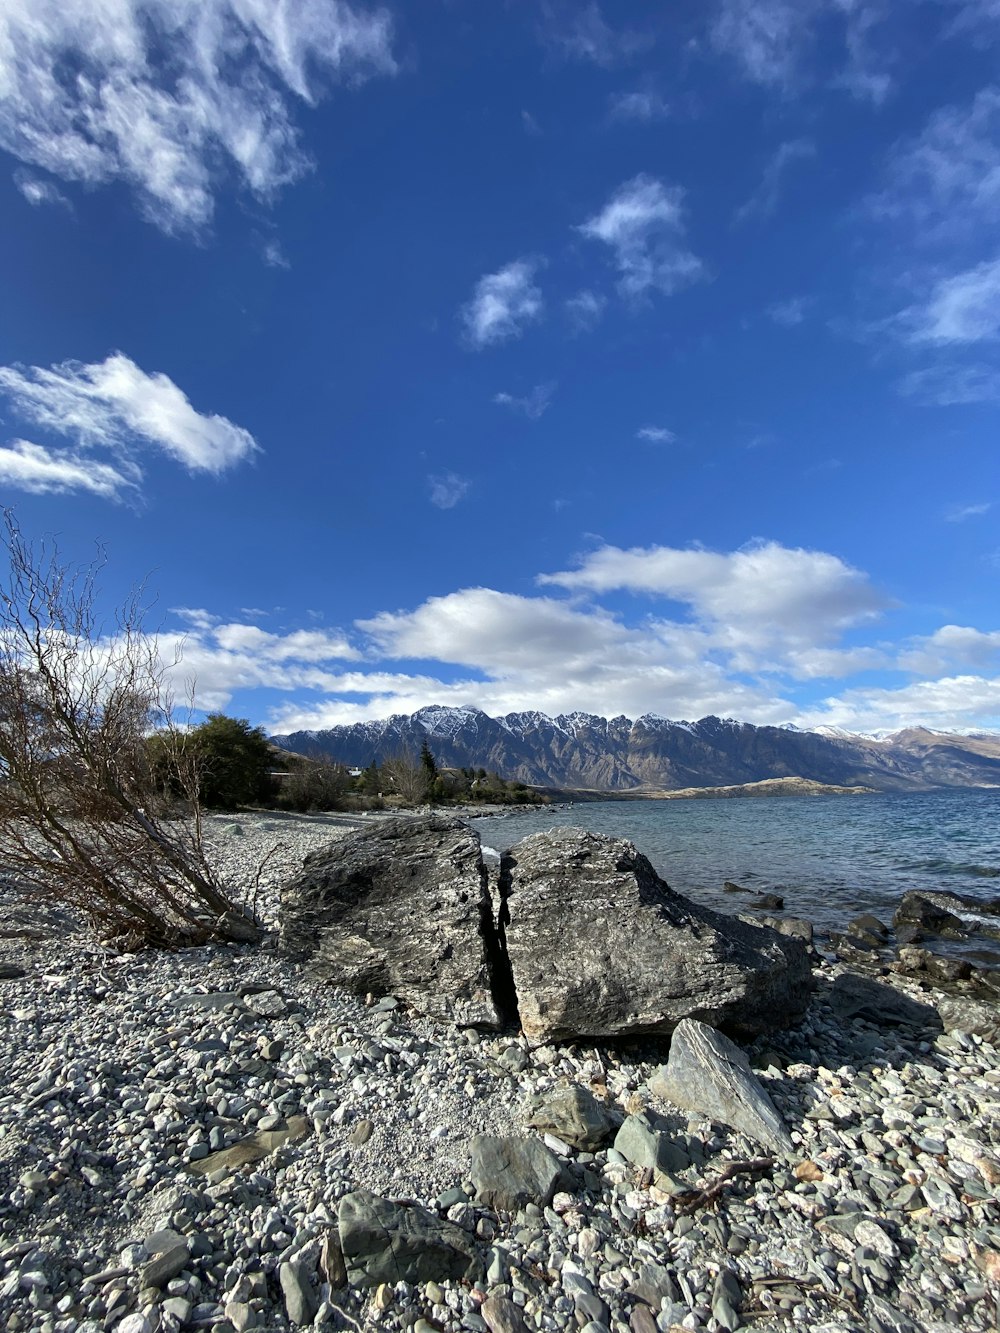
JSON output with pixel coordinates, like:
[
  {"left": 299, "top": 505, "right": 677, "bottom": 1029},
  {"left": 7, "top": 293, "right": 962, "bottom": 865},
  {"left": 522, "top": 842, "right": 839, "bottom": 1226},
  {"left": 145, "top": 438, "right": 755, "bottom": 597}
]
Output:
[
  {"left": 337, "top": 1190, "right": 482, "bottom": 1288},
  {"left": 280, "top": 815, "right": 502, "bottom": 1027},
  {"left": 469, "top": 1135, "right": 563, "bottom": 1211},
  {"left": 650, "top": 1018, "right": 793, "bottom": 1155},
  {"left": 524, "top": 1085, "right": 613, "bottom": 1151},
  {"left": 501, "top": 828, "right": 812, "bottom": 1042},
  {"left": 826, "top": 973, "right": 941, "bottom": 1030}
]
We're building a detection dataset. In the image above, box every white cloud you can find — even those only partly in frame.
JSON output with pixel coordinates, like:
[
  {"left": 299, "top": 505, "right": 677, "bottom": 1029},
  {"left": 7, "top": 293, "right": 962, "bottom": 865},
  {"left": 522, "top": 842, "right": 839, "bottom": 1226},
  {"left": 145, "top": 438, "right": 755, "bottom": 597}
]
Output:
[
  {"left": 461, "top": 260, "right": 544, "bottom": 348},
  {"left": 13, "top": 169, "right": 70, "bottom": 209},
  {"left": 0, "top": 0, "right": 396, "bottom": 234},
  {"left": 578, "top": 175, "right": 704, "bottom": 301},
  {"left": 540, "top": 2, "right": 649, "bottom": 66},
  {"left": 898, "top": 624, "right": 1000, "bottom": 674},
  {"left": 898, "top": 361, "right": 1000, "bottom": 405},
  {"left": 0, "top": 438, "right": 131, "bottom": 498},
  {"left": 767, "top": 296, "right": 809, "bottom": 326},
  {"left": 539, "top": 540, "right": 887, "bottom": 650},
  {"left": 736, "top": 139, "right": 815, "bottom": 222},
  {"left": 945, "top": 501, "right": 993, "bottom": 522},
  {"left": 636, "top": 425, "right": 677, "bottom": 443},
  {"left": 871, "top": 87, "right": 1000, "bottom": 244},
  {"left": 428, "top": 471, "right": 470, "bottom": 510},
  {"left": 608, "top": 90, "right": 669, "bottom": 122},
  {"left": 903, "top": 256, "right": 1000, "bottom": 345},
  {"left": 565, "top": 288, "right": 607, "bottom": 333},
  {"left": 493, "top": 383, "right": 555, "bottom": 420},
  {"left": 0, "top": 352, "right": 259, "bottom": 477},
  {"left": 798, "top": 675, "right": 1000, "bottom": 734}
]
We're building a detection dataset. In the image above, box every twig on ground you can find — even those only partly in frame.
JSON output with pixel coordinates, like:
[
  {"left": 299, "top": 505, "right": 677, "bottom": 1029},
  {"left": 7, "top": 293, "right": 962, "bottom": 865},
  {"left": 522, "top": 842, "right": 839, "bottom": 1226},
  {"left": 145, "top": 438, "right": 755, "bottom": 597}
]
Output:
[{"left": 673, "top": 1156, "right": 775, "bottom": 1215}]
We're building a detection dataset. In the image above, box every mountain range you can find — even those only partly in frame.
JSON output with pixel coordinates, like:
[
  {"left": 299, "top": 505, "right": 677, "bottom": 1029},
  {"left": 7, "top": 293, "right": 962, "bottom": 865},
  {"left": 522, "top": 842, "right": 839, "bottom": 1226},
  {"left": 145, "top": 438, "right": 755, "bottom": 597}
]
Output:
[{"left": 271, "top": 707, "right": 1000, "bottom": 793}]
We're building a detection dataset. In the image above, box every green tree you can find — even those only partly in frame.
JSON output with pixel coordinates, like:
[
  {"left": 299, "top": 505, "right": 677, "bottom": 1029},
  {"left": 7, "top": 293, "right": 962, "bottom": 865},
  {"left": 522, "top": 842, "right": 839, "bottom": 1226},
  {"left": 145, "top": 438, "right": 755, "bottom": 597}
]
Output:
[{"left": 191, "top": 714, "right": 274, "bottom": 810}]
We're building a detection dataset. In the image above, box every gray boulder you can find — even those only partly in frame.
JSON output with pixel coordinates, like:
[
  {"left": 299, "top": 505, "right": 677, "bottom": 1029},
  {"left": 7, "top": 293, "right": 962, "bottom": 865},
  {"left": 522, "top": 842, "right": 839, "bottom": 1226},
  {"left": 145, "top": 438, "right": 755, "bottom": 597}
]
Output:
[
  {"left": 650, "top": 1018, "right": 792, "bottom": 1155},
  {"left": 613, "top": 1113, "right": 690, "bottom": 1180},
  {"left": 826, "top": 973, "right": 942, "bottom": 1030},
  {"left": 501, "top": 827, "right": 812, "bottom": 1043},
  {"left": 337, "top": 1189, "right": 482, "bottom": 1288},
  {"left": 280, "top": 815, "right": 502, "bottom": 1028},
  {"left": 470, "top": 1135, "right": 563, "bottom": 1211},
  {"left": 524, "top": 1085, "right": 613, "bottom": 1151}
]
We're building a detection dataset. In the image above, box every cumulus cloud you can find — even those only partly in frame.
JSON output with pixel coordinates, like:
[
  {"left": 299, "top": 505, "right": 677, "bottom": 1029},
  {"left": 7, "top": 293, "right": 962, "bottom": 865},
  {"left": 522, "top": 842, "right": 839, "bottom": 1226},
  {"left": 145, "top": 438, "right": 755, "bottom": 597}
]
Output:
[
  {"left": 0, "top": 0, "right": 396, "bottom": 234},
  {"left": 428, "top": 471, "right": 470, "bottom": 509},
  {"left": 578, "top": 175, "right": 704, "bottom": 301},
  {"left": 798, "top": 675, "right": 1000, "bottom": 735},
  {"left": 0, "top": 352, "right": 258, "bottom": 500},
  {"left": 539, "top": 540, "right": 887, "bottom": 651},
  {"left": 898, "top": 624, "right": 1000, "bottom": 674},
  {"left": 461, "top": 260, "right": 544, "bottom": 348},
  {"left": 493, "top": 383, "right": 555, "bottom": 420}
]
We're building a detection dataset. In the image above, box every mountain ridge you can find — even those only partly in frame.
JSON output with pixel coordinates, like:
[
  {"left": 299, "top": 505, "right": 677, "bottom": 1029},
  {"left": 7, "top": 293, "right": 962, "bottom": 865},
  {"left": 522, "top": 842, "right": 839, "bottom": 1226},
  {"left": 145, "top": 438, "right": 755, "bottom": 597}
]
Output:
[{"left": 271, "top": 706, "right": 1000, "bottom": 793}]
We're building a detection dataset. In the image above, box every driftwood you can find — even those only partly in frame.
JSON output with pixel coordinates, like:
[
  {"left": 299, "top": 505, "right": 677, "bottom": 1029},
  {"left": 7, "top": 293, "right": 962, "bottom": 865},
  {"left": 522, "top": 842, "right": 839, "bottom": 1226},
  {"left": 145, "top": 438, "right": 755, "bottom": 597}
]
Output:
[{"left": 674, "top": 1156, "right": 775, "bottom": 1215}]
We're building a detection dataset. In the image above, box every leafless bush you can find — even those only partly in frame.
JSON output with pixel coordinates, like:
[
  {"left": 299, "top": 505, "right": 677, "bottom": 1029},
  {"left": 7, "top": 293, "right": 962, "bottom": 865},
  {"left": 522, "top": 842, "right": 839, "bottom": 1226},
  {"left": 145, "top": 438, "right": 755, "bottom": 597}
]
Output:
[{"left": 0, "top": 510, "right": 260, "bottom": 949}]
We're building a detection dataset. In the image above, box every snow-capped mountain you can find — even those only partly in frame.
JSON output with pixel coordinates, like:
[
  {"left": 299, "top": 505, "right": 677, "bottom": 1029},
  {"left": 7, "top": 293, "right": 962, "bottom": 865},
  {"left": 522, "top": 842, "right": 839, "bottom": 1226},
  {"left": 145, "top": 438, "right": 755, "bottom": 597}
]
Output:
[{"left": 271, "top": 707, "right": 1000, "bottom": 792}]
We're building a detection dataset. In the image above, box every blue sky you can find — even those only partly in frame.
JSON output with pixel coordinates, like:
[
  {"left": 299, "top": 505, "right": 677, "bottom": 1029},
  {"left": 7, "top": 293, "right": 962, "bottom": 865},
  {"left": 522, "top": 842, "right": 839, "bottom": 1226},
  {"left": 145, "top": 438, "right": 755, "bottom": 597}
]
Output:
[{"left": 0, "top": 0, "right": 998, "bottom": 736}]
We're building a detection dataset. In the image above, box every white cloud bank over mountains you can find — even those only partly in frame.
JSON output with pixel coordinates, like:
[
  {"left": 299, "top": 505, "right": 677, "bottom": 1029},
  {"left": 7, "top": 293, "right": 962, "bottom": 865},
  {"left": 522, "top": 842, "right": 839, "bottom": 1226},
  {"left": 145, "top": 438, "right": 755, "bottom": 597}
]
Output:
[
  {"left": 0, "top": 353, "right": 259, "bottom": 498},
  {"left": 0, "top": 0, "right": 396, "bottom": 233},
  {"left": 146, "top": 539, "right": 999, "bottom": 736}
]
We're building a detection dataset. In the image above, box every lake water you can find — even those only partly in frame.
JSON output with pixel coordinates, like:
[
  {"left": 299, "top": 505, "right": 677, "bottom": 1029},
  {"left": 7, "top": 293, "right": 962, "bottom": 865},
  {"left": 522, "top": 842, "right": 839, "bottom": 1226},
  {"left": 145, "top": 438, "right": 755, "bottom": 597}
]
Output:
[{"left": 469, "top": 789, "right": 1000, "bottom": 938}]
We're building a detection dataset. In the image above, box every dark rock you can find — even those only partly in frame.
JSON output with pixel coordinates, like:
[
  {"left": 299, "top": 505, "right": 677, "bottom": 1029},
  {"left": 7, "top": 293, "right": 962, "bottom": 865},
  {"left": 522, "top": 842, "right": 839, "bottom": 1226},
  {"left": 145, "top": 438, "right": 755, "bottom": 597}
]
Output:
[
  {"left": 185, "top": 1115, "right": 311, "bottom": 1176},
  {"left": 724, "top": 881, "right": 751, "bottom": 893},
  {"left": 894, "top": 923, "right": 924, "bottom": 946},
  {"left": 337, "top": 1189, "right": 482, "bottom": 1288},
  {"left": 470, "top": 1135, "right": 563, "bottom": 1211},
  {"left": 481, "top": 1293, "right": 529, "bottom": 1333},
  {"left": 141, "top": 1240, "right": 190, "bottom": 1289},
  {"left": 524, "top": 1085, "right": 613, "bottom": 1151},
  {"left": 757, "top": 915, "right": 813, "bottom": 946},
  {"left": 849, "top": 913, "right": 889, "bottom": 941},
  {"left": 650, "top": 1018, "right": 793, "bottom": 1155},
  {"left": 749, "top": 893, "right": 784, "bottom": 911},
  {"left": 280, "top": 815, "right": 502, "bottom": 1027},
  {"left": 0, "top": 963, "right": 26, "bottom": 980},
  {"left": 894, "top": 893, "right": 966, "bottom": 938},
  {"left": 501, "top": 827, "right": 812, "bottom": 1043},
  {"left": 826, "top": 974, "right": 941, "bottom": 1030}
]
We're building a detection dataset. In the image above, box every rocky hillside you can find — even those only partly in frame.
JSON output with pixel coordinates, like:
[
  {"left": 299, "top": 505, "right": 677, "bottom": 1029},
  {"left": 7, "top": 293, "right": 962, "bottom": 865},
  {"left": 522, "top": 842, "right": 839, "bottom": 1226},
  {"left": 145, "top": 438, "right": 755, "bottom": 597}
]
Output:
[{"left": 272, "top": 707, "right": 1000, "bottom": 793}]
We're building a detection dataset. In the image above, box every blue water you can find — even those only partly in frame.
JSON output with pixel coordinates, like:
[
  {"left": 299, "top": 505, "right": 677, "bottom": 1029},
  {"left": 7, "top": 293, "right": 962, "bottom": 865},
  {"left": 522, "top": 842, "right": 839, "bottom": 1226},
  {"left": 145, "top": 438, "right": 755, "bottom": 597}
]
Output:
[{"left": 469, "top": 789, "right": 1000, "bottom": 937}]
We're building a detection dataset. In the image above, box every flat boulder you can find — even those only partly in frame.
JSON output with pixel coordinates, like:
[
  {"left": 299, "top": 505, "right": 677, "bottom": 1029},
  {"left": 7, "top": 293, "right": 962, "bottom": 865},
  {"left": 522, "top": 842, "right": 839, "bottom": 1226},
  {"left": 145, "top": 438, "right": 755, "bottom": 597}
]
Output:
[
  {"left": 650, "top": 1018, "right": 793, "bottom": 1155},
  {"left": 337, "top": 1189, "right": 482, "bottom": 1288},
  {"left": 826, "top": 973, "right": 941, "bottom": 1030},
  {"left": 501, "top": 827, "right": 812, "bottom": 1043},
  {"left": 470, "top": 1135, "right": 563, "bottom": 1211},
  {"left": 280, "top": 815, "right": 502, "bottom": 1028},
  {"left": 524, "top": 1085, "right": 613, "bottom": 1151}
]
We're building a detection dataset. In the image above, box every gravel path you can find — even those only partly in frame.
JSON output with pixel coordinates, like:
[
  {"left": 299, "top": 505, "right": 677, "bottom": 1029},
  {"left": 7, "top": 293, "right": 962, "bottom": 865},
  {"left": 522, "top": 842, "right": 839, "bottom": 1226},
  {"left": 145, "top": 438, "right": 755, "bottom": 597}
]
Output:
[{"left": 1, "top": 813, "right": 998, "bottom": 1333}]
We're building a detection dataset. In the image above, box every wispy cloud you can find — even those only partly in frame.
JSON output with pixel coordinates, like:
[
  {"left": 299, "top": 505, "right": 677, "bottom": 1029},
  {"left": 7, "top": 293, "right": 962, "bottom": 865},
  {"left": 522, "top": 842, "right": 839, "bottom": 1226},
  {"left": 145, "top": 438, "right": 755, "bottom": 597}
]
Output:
[
  {"left": 0, "top": 439, "right": 130, "bottom": 499},
  {"left": 902, "top": 256, "right": 1000, "bottom": 345},
  {"left": 636, "top": 425, "right": 677, "bottom": 443},
  {"left": 870, "top": 87, "right": 1000, "bottom": 245},
  {"left": 736, "top": 139, "right": 815, "bottom": 222},
  {"left": 494, "top": 383, "right": 556, "bottom": 420},
  {"left": 0, "top": 0, "right": 397, "bottom": 234},
  {"left": 898, "top": 361, "right": 1000, "bottom": 405},
  {"left": 0, "top": 352, "right": 259, "bottom": 500},
  {"left": 539, "top": 1, "right": 650, "bottom": 66},
  {"left": 461, "top": 259, "right": 544, "bottom": 348},
  {"left": 945, "top": 501, "right": 993, "bottom": 522},
  {"left": 565, "top": 288, "right": 607, "bottom": 333},
  {"left": 578, "top": 175, "right": 704, "bottom": 301},
  {"left": 767, "top": 296, "right": 810, "bottom": 326},
  {"left": 428, "top": 471, "right": 470, "bottom": 509},
  {"left": 13, "top": 170, "right": 71, "bottom": 210},
  {"left": 608, "top": 90, "right": 670, "bottom": 122}
]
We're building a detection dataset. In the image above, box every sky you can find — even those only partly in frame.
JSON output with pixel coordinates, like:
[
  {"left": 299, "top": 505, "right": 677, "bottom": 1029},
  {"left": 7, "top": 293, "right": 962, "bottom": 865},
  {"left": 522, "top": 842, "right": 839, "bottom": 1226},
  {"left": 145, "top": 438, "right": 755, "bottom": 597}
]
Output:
[{"left": 0, "top": 0, "right": 998, "bottom": 738}]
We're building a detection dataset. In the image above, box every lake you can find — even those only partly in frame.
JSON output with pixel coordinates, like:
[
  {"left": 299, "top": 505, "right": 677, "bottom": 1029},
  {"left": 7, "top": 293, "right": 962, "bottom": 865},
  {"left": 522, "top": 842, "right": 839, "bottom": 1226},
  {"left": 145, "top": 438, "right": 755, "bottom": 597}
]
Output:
[{"left": 469, "top": 788, "right": 1000, "bottom": 938}]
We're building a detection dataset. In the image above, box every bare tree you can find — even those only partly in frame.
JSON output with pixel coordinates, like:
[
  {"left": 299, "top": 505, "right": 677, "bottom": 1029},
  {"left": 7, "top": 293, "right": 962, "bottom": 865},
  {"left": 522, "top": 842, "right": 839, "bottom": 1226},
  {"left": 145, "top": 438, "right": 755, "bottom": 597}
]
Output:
[
  {"left": 0, "top": 510, "right": 259, "bottom": 949},
  {"left": 382, "top": 751, "right": 431, "bottom": 805}
]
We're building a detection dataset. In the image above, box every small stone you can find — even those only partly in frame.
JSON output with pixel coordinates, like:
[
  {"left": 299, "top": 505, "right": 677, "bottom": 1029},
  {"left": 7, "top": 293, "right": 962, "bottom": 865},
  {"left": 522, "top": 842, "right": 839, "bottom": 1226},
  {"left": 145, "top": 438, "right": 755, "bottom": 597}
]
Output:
[
  {"left": 349, "top": 1119, "right": 373, "bottom": 1146},
  {"left": 279, "top": 1260, "right": 319, "bottom": 1326},
  {"left": 481, "top": 1293, "right": 529, "bottom": 1333}
]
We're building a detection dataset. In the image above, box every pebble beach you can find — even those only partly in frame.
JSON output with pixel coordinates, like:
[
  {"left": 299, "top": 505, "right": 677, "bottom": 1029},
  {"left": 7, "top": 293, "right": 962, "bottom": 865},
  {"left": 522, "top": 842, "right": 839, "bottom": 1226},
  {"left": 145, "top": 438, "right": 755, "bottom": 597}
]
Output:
[{"left": 2, "top": 812, "right": 999, "bottom": 1333}]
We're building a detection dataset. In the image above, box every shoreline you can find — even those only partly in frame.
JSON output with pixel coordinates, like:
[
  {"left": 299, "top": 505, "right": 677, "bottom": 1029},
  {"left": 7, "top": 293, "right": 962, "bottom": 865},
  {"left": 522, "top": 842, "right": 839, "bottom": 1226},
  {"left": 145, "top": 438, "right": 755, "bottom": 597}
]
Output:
[{"left": 2, "top": 812, "right": 999, "bottom": 1333}]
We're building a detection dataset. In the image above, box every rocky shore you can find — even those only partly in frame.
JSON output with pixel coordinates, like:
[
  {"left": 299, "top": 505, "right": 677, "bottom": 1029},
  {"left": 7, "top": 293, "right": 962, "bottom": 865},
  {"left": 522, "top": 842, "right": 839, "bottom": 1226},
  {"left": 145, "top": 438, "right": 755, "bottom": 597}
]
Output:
[{"left": 2, "top": 812, "right": 999, "bottom": 1333}]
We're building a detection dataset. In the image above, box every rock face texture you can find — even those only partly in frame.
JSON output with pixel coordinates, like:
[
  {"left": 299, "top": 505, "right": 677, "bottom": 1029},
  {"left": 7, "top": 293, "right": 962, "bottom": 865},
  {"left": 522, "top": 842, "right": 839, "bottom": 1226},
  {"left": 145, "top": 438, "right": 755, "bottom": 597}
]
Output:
[
  {"left": 650, "top": 1018, "right": 793, "bottom": 1155},
  {"left": 280, "top": 815, "right": 502, "bottom": 1028},
  {"left": 500, "top": 827, "right": 812, "bottom": 1043},
  {"left": 337, "top": 1190, "right": 483, "bottom": 1287}
]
